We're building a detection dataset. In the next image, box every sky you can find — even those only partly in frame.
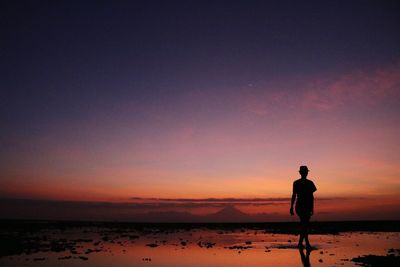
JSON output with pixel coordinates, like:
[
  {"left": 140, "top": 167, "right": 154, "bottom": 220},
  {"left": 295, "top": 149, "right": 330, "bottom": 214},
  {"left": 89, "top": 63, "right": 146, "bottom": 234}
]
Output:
[{"left": 1, "top": 0, "right": 400, "bottom": 221}]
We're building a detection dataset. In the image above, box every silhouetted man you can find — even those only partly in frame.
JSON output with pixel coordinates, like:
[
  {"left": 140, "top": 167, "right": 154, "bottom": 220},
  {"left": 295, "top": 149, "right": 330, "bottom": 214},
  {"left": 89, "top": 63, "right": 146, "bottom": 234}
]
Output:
[{"left": 290, "top": 165, "right": 317, "bottom": 249}]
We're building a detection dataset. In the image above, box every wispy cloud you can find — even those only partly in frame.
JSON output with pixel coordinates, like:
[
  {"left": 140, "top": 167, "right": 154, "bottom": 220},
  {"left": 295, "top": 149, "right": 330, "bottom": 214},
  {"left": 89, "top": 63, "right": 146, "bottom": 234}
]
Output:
[
  {"left": 129, "top": 197, "right": 291, "bottom": 208},
  {"left": 130, "top": 197, "right": 292, "bottom": 202},
  {"left": 128, "top": 196, "right": 348, "bottom": 208},
  {"left": 242, "top": 62, "right": 400, "bottom": 116},
  {"left": 301, "top": 63, "right": 400, "bottom": 111}
]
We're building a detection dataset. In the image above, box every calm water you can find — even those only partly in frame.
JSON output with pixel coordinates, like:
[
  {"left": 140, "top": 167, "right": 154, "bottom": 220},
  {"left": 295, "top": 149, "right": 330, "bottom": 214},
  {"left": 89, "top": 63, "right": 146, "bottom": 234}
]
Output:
[{"left": 1, "top": 228, "right": 399, "bottom": 267}]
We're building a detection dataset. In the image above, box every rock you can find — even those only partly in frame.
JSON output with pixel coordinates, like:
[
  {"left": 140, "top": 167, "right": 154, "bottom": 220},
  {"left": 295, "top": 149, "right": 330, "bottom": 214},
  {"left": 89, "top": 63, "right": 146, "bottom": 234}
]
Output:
[
  {"left": 225, "top": 245, "right": 252, "bottom": 250},
  {"left": 58, "top": 255, "right": 72, "bottom": 260}
]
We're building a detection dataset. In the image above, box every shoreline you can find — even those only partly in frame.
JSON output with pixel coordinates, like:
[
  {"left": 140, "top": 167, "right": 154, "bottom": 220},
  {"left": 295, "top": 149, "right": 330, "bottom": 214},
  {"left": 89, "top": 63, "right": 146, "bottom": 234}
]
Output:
[{"left": 1, "top": 219, "right": 399, "bottom": 234}]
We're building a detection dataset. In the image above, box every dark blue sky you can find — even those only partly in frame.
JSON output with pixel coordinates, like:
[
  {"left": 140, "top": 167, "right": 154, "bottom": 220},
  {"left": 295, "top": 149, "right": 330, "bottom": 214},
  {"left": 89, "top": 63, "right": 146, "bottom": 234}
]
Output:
[{"left": 2, "top": 1, "right": 399, "bottom": 124}]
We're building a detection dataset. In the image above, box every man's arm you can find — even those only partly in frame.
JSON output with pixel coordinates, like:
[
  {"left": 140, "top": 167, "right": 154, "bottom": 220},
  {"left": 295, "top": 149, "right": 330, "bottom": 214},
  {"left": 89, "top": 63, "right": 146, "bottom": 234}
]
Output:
[
  {"left": 310, "top": 195, "right": 314, "bottom": 215},
  {"left": 290, "top": 183, "right": 296, "bottom": 215},
  {"left": 311, "top": 181, "right": 316, "bottom": 215}
]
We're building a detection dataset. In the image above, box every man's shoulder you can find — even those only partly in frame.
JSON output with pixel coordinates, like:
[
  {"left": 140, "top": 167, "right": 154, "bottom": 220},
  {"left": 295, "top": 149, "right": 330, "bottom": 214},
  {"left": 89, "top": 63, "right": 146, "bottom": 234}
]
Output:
[
  {"left": 293, "top": 178, "right": 302, "bottom": 184},
  {"left": 294, "top": 178, "right": 315, "bottom": 185}
]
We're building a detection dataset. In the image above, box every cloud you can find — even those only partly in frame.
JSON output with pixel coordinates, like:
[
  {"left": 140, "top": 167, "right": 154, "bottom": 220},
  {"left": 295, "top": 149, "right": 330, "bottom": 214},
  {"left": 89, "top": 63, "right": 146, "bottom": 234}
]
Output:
[
  {"left": 128, "top": 197, "right": 292, "bottom": 208},
  {"left": 302, "top": 62, "right": 400, "bottom": 111},
  {"left": 127, "top": 196, "right": 348, "bottom": 209},
  {"left": 129, "top": 197, "right": 292, "bottom": 202},
  {"left": 241, "top": 62, "right": 400, "bottom": 116}
]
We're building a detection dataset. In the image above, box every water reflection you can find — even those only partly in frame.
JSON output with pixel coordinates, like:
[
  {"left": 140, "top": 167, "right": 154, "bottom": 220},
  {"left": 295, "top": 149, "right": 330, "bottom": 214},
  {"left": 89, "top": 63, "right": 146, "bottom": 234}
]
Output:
[{"left": 299, "top": 248, "right": 312, "bottom": 267}]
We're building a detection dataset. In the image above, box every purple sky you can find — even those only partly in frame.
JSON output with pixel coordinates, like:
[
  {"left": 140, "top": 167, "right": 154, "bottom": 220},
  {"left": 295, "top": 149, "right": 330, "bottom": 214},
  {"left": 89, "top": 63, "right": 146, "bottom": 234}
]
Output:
[{"left": 1, "top": 1, "right": 400, "bottom": 221}]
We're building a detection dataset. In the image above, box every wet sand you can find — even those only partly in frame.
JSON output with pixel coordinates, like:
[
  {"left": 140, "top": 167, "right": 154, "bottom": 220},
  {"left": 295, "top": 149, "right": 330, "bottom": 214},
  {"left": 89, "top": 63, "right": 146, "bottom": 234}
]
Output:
[{"left": 0, "top": 220, "right": 399, "bottom": 266}]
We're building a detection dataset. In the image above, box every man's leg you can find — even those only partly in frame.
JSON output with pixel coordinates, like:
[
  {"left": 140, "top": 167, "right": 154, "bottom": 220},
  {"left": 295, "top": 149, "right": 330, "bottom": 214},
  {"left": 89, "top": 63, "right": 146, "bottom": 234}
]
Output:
[
  {"left": 298, "top": 232, "right": 304, "bottom": 247},
  {"left": 298, "top": 215, "right": 305, "bottom": 247},
  {"left": 302, "top": 215, "right": 311, "bottom": 248}
]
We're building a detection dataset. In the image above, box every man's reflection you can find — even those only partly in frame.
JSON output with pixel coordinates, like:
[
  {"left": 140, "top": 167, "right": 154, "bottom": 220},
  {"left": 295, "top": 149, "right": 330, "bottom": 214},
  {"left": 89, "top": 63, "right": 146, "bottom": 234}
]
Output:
[{"left": 298, "top": 247, "right": 312, "bottom": 267}]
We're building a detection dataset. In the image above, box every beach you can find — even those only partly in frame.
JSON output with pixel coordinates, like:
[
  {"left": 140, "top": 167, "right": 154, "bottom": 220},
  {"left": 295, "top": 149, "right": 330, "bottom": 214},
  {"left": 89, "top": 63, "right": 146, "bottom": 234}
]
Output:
[{"left": 1, "top": 221, "right": 399, "bottom": 266}]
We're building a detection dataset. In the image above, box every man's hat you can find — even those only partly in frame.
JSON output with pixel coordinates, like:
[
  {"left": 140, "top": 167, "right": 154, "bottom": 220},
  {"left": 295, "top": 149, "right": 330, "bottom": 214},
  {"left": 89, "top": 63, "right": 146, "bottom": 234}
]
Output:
[{"left": 299, "top": 165, "right": 309, "bottom": 172}]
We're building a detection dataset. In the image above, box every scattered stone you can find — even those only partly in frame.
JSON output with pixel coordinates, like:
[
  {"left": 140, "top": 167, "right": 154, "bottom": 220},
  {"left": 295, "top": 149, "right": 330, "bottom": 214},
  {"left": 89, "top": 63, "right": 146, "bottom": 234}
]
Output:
[
  {"left": 225, "top": 245, "right": 252, "bottom": 250},
  {"left": 72, "top": 239, "right": 93, "bottom": 243},
  {"left": 146, "top": 243, "right": 159, "bottom": 248},
  {"left": 198, "top": 241, "right": 216, "bottom": 248},
  {"left": 58, "top": 255, "right": 72, "bottom": 260},
  {"left": 352, "top": 254, "right": 400, "bottom": 267},
  {"left": 387, "top": 248, "right": 400, "bottom": 256}
]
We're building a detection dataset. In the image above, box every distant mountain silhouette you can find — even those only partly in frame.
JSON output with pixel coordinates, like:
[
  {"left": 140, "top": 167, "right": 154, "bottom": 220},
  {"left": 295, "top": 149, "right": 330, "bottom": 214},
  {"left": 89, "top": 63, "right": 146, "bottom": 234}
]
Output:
[
  {"left": 203, "top": 205, "right": 249, "bottom": 222},
  {"left": 0, "top": 198, "right": 294, "bottom": 222},
  {"left": 133, "top": 206, "right": 249, "bottom": 222},
  {"left": 133, "top": 205, "right": 288, "bottom": 223}
]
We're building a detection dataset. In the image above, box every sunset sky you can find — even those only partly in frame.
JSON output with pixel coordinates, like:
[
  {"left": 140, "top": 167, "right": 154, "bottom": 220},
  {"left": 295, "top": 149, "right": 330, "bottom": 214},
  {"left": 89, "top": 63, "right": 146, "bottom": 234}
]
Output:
[{"left": 1, "top": 1, "right": 400, "bottom": 221}]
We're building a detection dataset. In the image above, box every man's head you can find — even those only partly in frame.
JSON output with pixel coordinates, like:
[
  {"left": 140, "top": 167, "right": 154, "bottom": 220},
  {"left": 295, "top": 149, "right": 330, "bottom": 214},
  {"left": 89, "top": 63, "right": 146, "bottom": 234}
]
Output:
[{"left": 299, "top": 165, "right": 309, "bottom": 178}]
